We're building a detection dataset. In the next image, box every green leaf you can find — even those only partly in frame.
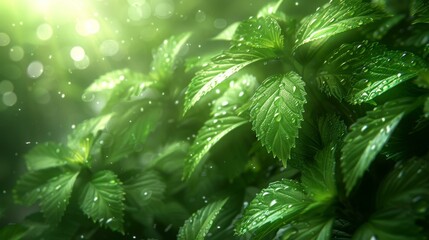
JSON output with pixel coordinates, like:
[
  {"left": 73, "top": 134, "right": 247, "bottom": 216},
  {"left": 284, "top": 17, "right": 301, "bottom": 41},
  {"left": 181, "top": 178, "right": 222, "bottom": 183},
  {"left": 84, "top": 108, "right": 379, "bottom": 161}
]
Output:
[
  {"left": 67, "top": 114, "right": 113, "bottom": 149},
  {"left": 257, "top": 0, "right": 284, "bottom": 18},
  {"left": 232, "top": 16, "right": 284, "bottom": 50},
  {"left": 79, "top": 170, "right": 125, "bottom": 233},
  {"left": 288, "top": 218, "right": 334, "bottom": 240},
  {"left": 102, "top": 102, "right": 162, "bottom": 162},
  {"left": 25, "top": 142, "right": 72, "bottom": 171},
  {"left": 184, "top": 47, "right": 276, "bottom": 113},
  {"left": 0, "top": 224, "right": 27, "bottom": 240},
  {"left": 183, "top": 115, "right": 248, "bottom": 180},
  {"left": 123, "top": 170, "right": 166, "bottom": 208},
  {"left": 212, "top": 22, "right": 240, "bottom": 41},
  {"left": 177, "top": 198, "right": 228, "bottom": 240},
  {"left": 317, "top": 114, "right": 347, "bottom": 146},
  {"left": 150, "top": 33, "right": 191, "bottom": 81},
  {"left": 235, "top": 179, "right": 311, "bottom": 236},
  {"left": 302, "top": 146, "right": 337, "bottom": 203},
  {"left": 348, "top": 50, "right": 427, "bottom": 104},
  {"left": 295, "top": 0, "right": 385, "bottom": 50},
  {"left": 341, "top": 98, "right": 418, "bottom": 194},
  {"left": 250, "top": 72, "right": 307, "bottom": 164},
  {"left": 39, "top": 171, "right": 79, "bottom": 223},
  {"left": 411, "top": 0, "right": 429, "bottom": 24},
  {"left": 13, "top": 168, "right": 61, "bottom": 205},
  {"left": 354, "top": 208, "right": 424, "bottom": 240},
  {"left": 376, "top": 159, "right": 429, "bottom": 208}
]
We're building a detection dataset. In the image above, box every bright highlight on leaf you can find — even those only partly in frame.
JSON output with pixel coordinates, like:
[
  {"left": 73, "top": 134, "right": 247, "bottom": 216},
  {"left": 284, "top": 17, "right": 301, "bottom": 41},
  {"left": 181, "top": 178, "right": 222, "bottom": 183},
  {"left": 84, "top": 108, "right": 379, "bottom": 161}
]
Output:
[
  {"left": 250, "top": 72, "right": 306, "bottom": 165},
  {"left": 341, "top": 98, "right": 420, "bottom": 194},
  {"left": 235, "top": 179, "right": 311, "bottom": 237},
  {"left": 79, "top": 170, "right": 125, "bottom": 233},
  {"left": 178, "top": 198, "right": 228, "bottom": 240},
  {"left": 295, "top": 0, "right": 385, "bottom": 50}
]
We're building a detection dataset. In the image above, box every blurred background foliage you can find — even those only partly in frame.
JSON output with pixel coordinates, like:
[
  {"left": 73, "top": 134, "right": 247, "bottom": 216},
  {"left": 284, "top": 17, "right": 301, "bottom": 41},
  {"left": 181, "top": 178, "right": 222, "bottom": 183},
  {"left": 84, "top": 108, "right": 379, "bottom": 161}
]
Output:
[{"left": 0, "top": 0, "right": 326, "bottom": 226}]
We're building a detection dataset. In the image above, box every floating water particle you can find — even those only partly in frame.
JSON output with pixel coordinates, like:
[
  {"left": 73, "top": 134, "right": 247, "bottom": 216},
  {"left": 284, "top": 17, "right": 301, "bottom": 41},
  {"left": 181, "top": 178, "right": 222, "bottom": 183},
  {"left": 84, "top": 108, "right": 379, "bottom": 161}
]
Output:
[
  {"left": 195, "top": 10, "right": 206, "bottom": 23},
  {"left": 27, "top": 61, "right": 44, "bottom": 78},
  {"left": 36, "top": 23, "right": 53, "bottom": 41},
  {"left": 0, "top": 32, "right": 10, "bottom": 46},
  {"left": 9, "top": 46, "right": 24, "bottom": 61}
]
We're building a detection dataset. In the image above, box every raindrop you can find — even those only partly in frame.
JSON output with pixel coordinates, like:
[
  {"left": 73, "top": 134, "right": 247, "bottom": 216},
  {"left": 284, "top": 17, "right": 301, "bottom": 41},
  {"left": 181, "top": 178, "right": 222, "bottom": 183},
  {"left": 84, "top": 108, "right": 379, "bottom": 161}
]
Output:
[
  {"left": 361, "top": 125, "right": 368, "bottom": 132},
  {"left": 94, "top": 196, "right": 98, "bottom": 202},
  {"left": 269, "top": 199, "right": 277, "bottom": 207}
]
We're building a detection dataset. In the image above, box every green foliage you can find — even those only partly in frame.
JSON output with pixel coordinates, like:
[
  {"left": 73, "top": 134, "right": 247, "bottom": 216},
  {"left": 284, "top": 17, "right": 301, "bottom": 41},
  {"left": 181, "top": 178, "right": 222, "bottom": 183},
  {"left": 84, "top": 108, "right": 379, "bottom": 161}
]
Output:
[
  {"left": 250, "top": 73, "right": 306, "bottom": 165},
  {"left": 177, "top": 198, "right": 228, "bottom": 240},
  {"left": 6, "top": 0, "right": 429, "bottom": 239}
]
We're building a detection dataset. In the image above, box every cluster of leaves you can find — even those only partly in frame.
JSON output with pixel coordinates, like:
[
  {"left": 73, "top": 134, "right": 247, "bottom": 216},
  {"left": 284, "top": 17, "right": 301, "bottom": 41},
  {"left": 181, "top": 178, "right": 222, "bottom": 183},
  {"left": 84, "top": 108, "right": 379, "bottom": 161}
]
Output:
[{"left": 2, "top": 0, "right": 429, "bottom": 239}]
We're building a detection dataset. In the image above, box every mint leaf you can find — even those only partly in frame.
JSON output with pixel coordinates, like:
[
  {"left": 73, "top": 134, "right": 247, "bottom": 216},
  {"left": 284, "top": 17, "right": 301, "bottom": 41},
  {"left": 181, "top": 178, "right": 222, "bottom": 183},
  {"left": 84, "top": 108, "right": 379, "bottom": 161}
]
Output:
[
  {"left": 235, "top": 179, "right": 311, "bottom": 236},
  {"left": 123, "top": 170, "right": 166, "bottom": 208},
  {"left": 183, "top": 116, "right": 248, "bottom": 180},
  {"left": 150, "top": 33, "right": 191, "bottom": 81},
  {"left": 177, "top": 198, "right": 228, "bottom": 240},
  {"left": 348, "top": 50, "right": 427, "bottom": 104},
  {"left": 288, "top": 218, "right": 334, "bottom": 240},
  {"left": 25, "top": 142, "right": 72, "bottom": 171},
  {"left": 67, "top": 114, "right": 112, "bottom": 149},
  {"left": 250, "top": 72, "right": 307, "bottom": 164},
  {"left": 13, "top": 168, "right": 61, "bottom": 205},
  {"left": 257, "top": 0, "right": 284, "bottom": 18},
  {"left": 39, "top": 171, "right": 79, "bottom": 223},
  {"left": 232, "top": 16, "right": 284, "bottom": 50},
  {"left": 102, "top": 103, "right": 162, "bottom": 162},
  {"left": 376, "top": 159, "right": 429, "bottom": 208},
  {"left": 302, "top": 146, "right": 337, "bottom": 204},
  {"left": 79, "top": 170, "right": 125, "bottom": 233},
  {"left": 212, "top": 22, "right": 240, "bottom": 41},
  {"left": 295, "top": 0, "right": 385, "bottom": 50},
  {"left": 184, "top": 47, "right": 276, "bottom": 113},
  {"left": 341, "top": 98, "right": 419, "bottom": 194}
]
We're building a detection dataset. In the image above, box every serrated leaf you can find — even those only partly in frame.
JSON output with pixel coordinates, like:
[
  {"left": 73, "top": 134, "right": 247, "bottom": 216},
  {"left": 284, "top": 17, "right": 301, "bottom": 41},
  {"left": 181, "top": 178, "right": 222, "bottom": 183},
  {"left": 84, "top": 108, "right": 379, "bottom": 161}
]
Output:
[
  {"left": 67, "top": 114, "right": 113, "bottom": 149},
  {"left": 212, "top": 22, "right": 240, "bottom": 41},
  {"left": 39, "top": 171, "right": 79, "bottom": 223},
  {"left": 150, "top": 33, "right": 191, "bottom": 81},
  {"left": 376, "top": 159, "right": 429, "bottom": 208},
  {"left": 14, "top": 168, "right": 61, "bottom": 205},
  {"left": 257, "top": 0, "right": 284, "bottom": 18},
  {"left": 184, "top": 47, "right": 277, "bottom": 113},
  {"left": 354, "top": 208, "right": 424, "bottom": 240},
  {"left": 232, "top": 16, "right": 284, "bottom": 50},
  {"left": 317, "top": 114, "right": 347, "bottom": 146},
  {"left": 177, "top": 198, "right": 228, "bottom": 240},
  {"left": 348, "top": 50, "right": 427, "bottom": 104},
  {"left": 85, "top": 69, "right": 133, "bottom": 94},
  {"left": 250, "top": 72, "right": 307, "bottom": 164},
  {"left": 79, "top": 170, "right": 124, "bottom": 233},
  {"left": 295, "top": 0, "right": 385, "bottom": 50},
  {"left": 183, "top": 115, "right": 248, "bottom": 180},
  {"left": 25, "top": 143, "right": 72, "bottom": 171},
  {"left": 0, "top": 224, "right": 27, "bottom": 240},
  {"left": 102, "top": 102, "right": 162, "bottom": 162},
  {"left": 288, "top": 218, "right": 334, "bottom": 240},
  {"left": 123, "top": 170, "right": 166, "bottom": 208},
  {"left": 341, "top": 98, "right": 419, "bottom": 194},
  {"left": 235, "top": 179, "right": 311, "bottom": 236},
  {"left": 411, "top": 0, "right": 429, "bottom": 24},
  {"left": 302, "top": 146, "right": 337, "bottom": 203}
]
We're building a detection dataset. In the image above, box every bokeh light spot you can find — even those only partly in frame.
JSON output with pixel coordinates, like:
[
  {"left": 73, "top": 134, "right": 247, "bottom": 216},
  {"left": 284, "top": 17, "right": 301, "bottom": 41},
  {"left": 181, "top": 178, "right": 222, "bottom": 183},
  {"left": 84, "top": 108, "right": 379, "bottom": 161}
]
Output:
[
  {"left": 2, "top": 92, "right": 17, "bottom": 106},
  {"left": 36, "top": 23, "right": 53, "bottom": 40},
  {"left": 155, "top": 2, "right": 174, "bottom": 19},
  {"left": 27, "top": 61, "right": 44, "bottom": 79},
  {"left": 100, "top": 40, "right": 119, "bottom": 56},
  {"left": 214, "top": 19, "right": 227, "bottom": 29},
  {"left": 9, "top": 46, "right": 25, "bottom": 62},
  {"left": 0, "top": 32, "right": 11, "bottom": 47},
  {"left": 0, "top": 80, "right": 14, "bottom": 94},
  {"left": 74, "top": 55, "right": 90, "bottom": 70},
  {"left": 70, "top": 46, "right": 86, "bottom": 61}
]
